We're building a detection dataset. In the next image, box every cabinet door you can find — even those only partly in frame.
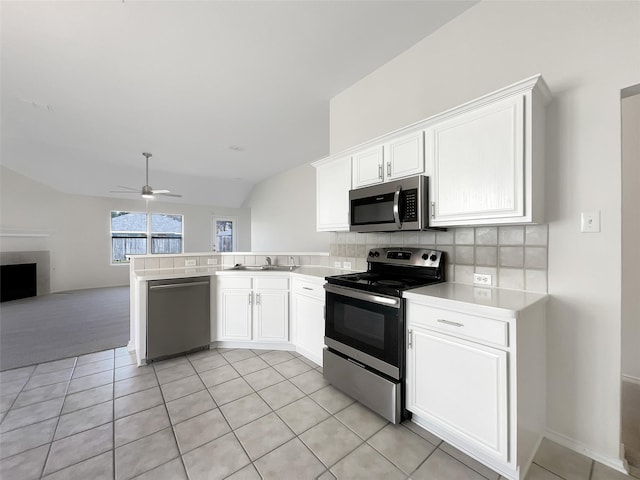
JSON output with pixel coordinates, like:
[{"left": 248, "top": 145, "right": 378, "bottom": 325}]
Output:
[
  {"left": 406, "top": 327, "right": 509, "bottom": 461},
  {"left": 352, "top": 145, "right": 384, "bottom": 188},
  {"left": 254, "top": 290, "right": 289, "bottom": 342},
  {"left": 386, "top": 131, "right": 425, "bottom": 180},
  {"left": 315, "top": 156, "right": 351, "bottom": 231},
  {"left": 426, "top": 94, "right": 525, "bottom": 226},
  {"left": 292, "top": 293, "right": 325, "bottom": 366},
  {"left": 219, "top": 289, "right": 252, "bottom": 340}
]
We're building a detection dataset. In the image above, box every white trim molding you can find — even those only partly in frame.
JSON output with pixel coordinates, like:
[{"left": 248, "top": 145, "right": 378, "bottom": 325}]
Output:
[
  {"left": 622, "top": 374, "right": 640, "bottom": 385},
  {"left": 544, "top": 429, "right": 629, "bottom": 475}
]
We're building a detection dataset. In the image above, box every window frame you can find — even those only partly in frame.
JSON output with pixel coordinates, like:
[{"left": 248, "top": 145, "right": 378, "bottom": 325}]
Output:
[{"left": 110, "top": 210, "right": 184, "bottom": 265}]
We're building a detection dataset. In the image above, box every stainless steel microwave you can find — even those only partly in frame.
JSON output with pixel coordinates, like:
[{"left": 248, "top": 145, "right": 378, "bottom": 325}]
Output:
[{"left": 349, "top": 175, "right": 429, "bottom": 232}]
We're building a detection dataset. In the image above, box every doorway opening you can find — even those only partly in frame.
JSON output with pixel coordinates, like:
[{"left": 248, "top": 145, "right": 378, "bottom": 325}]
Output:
[
  {"left": 212, "top": 217, "right": 237, "bottom": 252},
  {"left": 621, "top": 84, "right": 640, "bottom": 476}
]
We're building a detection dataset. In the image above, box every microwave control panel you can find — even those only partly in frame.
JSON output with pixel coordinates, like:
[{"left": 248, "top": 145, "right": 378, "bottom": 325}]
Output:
[{"left": 402, "top": 189, "right": 418, "bottom": 222}]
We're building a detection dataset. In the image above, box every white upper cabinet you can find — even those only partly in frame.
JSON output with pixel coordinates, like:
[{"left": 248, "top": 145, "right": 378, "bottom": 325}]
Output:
[
  {"left": 352, "top": 145, "right": 384, "bottom": 188},
  {"left": 351, "top": 132, "right": 425, "bottom": 189},
  {"left": 426, "top": 76, "right": 550, "bottom": 227},
  {"left": 313, "top": 155, "right": 351, "bottom": 232},
  {"left": 385, "top": 130, "right": 425, "bottom": 181},
  {"left": 312, "top": 75, "right": 549, "bottom": 231}
]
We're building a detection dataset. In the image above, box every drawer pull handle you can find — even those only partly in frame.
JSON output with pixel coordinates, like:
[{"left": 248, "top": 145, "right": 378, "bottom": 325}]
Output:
[
  {"left": 302, "top": 287, "right": 313, "bottom": 290},
  {"left": 437, "top": 319, "right": 464, "bottom": 328}
]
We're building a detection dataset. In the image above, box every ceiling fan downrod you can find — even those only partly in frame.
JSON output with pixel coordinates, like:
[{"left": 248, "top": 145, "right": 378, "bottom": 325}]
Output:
[{"left": 142, "top": 152, "right": 152, "bottom": 187}]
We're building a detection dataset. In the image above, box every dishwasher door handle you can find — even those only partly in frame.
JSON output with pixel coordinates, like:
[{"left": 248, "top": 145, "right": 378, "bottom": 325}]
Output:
[{"left": 149, "top": 281, "right": 210, "bottom": 290}]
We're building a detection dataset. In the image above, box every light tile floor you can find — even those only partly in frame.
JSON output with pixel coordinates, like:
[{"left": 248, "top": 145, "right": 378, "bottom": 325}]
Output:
[{"left": 0, "top": 347, "right": 637, "bottom": 480}]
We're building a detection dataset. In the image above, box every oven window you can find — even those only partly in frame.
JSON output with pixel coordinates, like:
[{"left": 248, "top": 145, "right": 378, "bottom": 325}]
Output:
[
  {"left": 335, "top": 303, "right": 386, "bottom": 350},
  {"left": 325, "top": 291, "right": 401, "bottom": 369}
]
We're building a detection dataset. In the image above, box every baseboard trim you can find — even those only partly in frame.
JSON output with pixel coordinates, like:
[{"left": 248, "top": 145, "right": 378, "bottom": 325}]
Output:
[
  {"left": 544, "top": 429, "right": 629, "bottom": 475},
  {"left": 622, "top": 374, "right": 640, "bottom": 385}
]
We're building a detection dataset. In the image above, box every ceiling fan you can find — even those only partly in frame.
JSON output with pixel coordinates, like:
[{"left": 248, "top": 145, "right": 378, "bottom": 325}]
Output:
[{"left": 111, "top": 152, "right": 182, "bottom": 199}]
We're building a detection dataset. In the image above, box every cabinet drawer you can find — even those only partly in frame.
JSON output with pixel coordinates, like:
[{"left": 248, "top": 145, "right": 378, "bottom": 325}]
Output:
[
  {"left": 254, "top": 277, "right": 289, "bottom": 291},
  {"left": 407, "top": 303, "right": 508, "bottom": 347},
  {"left": 292, "top": 279, "right": 325, "bottom": 299},
  {"left": 218, "top": 277, "right": 252, "bottom": 289}
]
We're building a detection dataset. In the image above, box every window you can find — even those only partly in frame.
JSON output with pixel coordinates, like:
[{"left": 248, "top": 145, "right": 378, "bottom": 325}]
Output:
[
  {"left": 111, "top": 211, "right": 183, "bottom": 263},
  {"left": 213, "top": 217, "right": 236, "bottom": 252}
]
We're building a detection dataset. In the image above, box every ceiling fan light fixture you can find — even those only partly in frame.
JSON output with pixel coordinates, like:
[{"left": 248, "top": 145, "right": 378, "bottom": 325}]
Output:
[{"left": 141, "top": 185, "right": 154, "bottom": 199}]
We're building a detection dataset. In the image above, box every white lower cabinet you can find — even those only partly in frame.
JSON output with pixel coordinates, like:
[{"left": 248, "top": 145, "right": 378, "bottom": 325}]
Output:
[
  {"left": 405, "top": 289, "right": 546, "bottom": 480},
  {"left": 217, "top": 275, "right": 289, "bottom": 344},
  {"left": 291, "top": 276, "right": 326, "bottom": 366},
  {"left": 407, "top": 327, "right": 508, "bottom": 461}
]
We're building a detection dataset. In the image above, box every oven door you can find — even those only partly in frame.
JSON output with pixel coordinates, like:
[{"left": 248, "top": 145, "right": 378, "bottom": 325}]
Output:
[{"left": 324, "top": 284, "right": 403, "bottom": 379}]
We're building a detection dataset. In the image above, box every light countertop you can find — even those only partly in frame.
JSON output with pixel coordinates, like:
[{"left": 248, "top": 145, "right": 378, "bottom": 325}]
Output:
[
  {"left": 133, "top": 265, "right": 351, "bottom": 282},
  {"left": 404, "top": 282, "right": 548, "bottom": 318}
]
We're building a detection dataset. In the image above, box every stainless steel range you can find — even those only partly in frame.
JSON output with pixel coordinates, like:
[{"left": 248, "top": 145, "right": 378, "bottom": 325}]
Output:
[{"left": 323, "top": 247, "right": 445, "bottom": 424}]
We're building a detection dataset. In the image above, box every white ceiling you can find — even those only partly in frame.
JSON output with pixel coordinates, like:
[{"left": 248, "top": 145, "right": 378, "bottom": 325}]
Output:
[{"left": 1, "top": 0, "right": 476, "bottom": 208}]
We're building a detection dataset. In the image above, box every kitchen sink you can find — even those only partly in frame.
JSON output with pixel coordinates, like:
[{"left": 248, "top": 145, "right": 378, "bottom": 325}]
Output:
[{"left": 225, "top": 264, "right": 297, "bottom": 272}]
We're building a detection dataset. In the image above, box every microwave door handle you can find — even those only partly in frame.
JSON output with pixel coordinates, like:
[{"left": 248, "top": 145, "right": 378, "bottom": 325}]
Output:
[{"left": 393, "top": 186, "right": 402, "bottom": 229}]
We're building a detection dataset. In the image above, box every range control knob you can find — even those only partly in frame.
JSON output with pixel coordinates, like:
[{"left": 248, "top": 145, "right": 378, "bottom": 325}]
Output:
[
  {"left": 430, "top": 254, "right": 438, "bottom": 262},
  {"left": 374, "top": 251, "right": 380, "bottom": 257},
  {"left": 368, "top": 251, "right": 375, "bottom": 257},
  {"left": 421, "top": 253, "right": 429, "bottom": 261}
]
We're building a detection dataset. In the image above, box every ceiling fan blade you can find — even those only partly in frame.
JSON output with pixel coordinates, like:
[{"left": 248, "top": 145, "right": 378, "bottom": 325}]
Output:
[
  {"left": 155, "top": 192, "right": 182, "bottom": 198},
  {"left": 110, "top": 190, "right": 139, "bottom": 194},
  {"left": 115, "top": 185, "right": 139, "bottom": 191},
  {"left": 151, "top": 189, "right": 171, "bottom": 194}
]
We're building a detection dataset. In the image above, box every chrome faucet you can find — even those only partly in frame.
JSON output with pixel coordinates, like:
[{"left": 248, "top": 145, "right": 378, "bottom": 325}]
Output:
[
  {"left": 265, "top": 256, "right": 272, "bottom": 266},
  {"left": 288, "top": 256, "right": 295, "bottom": 266}
]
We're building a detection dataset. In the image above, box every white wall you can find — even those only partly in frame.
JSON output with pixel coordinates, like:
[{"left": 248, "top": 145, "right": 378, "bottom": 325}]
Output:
[
  {"left": 622, "top": 92, "right": 640, "bottom": 382},
  {"left": 0, "top": 166, "right": 251, "bottom": 292},
  {"left": 242, "top": 163, "right": 330, "bottom": 252},
  {"left": 329, "top": 0, "right": 639, "bottom": 468}
]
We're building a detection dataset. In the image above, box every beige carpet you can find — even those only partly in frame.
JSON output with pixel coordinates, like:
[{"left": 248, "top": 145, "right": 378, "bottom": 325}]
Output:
[
  {"left": 0, "top": 286, "right": 129, "bottom": 371},
  {"left": 623, "top": 380, "right": 640, "bottom": 473}
]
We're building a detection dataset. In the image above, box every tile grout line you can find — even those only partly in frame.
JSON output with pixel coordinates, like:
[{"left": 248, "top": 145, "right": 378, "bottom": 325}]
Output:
[
  {"left": 0, "top": 365, "right": 40, "bottom": 426},
  {"left": 149, "top": 358, "right": 188, "bottom": 480},
  {"left": 530, "top": 461, "right": 569, "bottom": 480},
  {"left": 37, "top": 354, "right": 79, "bottom": 480},
  {"left": 224, "top": 351, "right": 335, "bottom": 479}
]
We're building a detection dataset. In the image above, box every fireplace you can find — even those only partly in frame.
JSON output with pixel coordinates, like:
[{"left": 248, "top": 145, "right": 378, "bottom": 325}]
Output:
[
  {"left": 0, "top": 251, "right": 50, "bottom": 300},
  {"left": 1, "top": 263, "right": 37, "bottom": 302}
]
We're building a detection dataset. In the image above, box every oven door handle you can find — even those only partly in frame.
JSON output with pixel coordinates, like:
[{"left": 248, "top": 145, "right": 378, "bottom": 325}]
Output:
[
  {"left": 324, "top": 284, "right": 401, "bottom": 309},
  {"left": 393, "top": 185, "right": 402, "bottom": 229}
]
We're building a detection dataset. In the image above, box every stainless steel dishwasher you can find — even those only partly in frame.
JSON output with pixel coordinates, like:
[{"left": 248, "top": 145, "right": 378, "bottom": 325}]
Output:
[{"left": 147, "top": 276, "right": 211, "bottom": 361}]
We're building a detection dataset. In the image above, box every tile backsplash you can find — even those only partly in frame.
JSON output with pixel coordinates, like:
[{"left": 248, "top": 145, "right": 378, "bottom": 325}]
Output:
[
  {"left": 130, "top": 224, "right": 548, "bottom": 293},
  {"left": 328, "top": 225, "right": 548, "bottom": 293}
]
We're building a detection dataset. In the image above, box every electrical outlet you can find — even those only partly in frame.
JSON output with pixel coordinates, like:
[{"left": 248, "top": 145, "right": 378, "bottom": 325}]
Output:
[
  {"left": 207, "top": 258, "right": 218, "bottom": 265},
  {"left": 185, "top": 259, "right": 197, "bottom": 267},
  {"left": 343, "top": 261, "right": 352, "bottom": 269},
  {"left": 334, "top": 261, "right": 342, "bottom": 268},
  {"left": 473, "top": 273, "right": 492, "bottom": 286}
]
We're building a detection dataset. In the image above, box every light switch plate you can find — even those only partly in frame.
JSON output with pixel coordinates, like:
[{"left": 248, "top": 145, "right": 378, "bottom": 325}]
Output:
[
  {"left": 343, "top": 261, "right": 352, "bottom": 269},
  {"left": 581, "top": 211, "right": 601, "bottom": 233},
  {"left": 185, "top": 259, "right": 197, "bottom": 267},
  {"left": 207, "top": 258, "right": 218, "bottom": 265},
  {"left": 334, "top": 261, "right": 342, "bottom": 268}
]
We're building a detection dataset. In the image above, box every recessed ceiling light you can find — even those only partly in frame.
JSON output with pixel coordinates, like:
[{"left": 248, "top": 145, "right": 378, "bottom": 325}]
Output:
[{"left": 229, "top": 145, "right": 245, "bottom": 152}]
